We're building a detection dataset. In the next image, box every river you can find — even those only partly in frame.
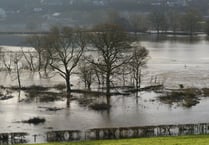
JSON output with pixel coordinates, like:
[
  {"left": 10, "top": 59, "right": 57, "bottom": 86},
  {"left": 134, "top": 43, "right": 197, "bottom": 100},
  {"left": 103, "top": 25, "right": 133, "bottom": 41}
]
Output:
[{"left": 0, "top": 34, "right": 209, "bottom": 143}]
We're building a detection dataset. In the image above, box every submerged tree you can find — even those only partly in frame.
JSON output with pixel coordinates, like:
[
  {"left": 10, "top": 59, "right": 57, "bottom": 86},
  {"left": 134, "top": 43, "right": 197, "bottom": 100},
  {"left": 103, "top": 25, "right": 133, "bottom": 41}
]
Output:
[
  {"left": 13, "top": 53, "right": 23, "bottom": 90},
  {"left": 21, "top": 48, "right": 36, "bottom": 72},
  {"left": 89, "top": 24, "right": 131, "bottom": 105},
  {"left": 0, "top": 49, "right": 13, "bottom": 72},
  {"left": 129, "top": 46, "right": 149, "bottom": 91},
  {"left": 78, "top": 58, "right": 95, "bottom": 90},
  {"left": 26, "top": 35, "right": 44, "bottom": 72},
  {"left": 43, "top": 27, "right": 86, "bottom": 107}
]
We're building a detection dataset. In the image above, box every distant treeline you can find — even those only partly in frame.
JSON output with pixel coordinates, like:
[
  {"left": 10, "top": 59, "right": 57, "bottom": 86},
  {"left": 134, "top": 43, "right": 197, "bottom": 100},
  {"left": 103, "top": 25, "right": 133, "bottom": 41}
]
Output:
[{"left": 0, "top": 0, "right": 209, "bottom": 32}]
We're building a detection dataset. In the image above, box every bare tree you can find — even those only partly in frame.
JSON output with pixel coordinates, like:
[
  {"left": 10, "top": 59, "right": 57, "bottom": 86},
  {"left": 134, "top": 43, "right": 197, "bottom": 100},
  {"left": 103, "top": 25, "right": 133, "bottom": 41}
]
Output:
[
  {"left": 129, "top": 46, "right": 149, "bottom": 103},
  {"left": 13, "top": 53, "right": 23, "bottom": 89},
  {"left": 1, "top": 51, "right": 13, "bottom": 72},
  {"left": 0, "top": 49, "right": 23, "bottom": 100},
  {"left": 120, "top": 63, "right": 130, "bottom": 87},
  {"left": 41, "top": 48, "right": 51, "bottom": 75},
  {"left": 93, "top": 65, "right": 104, "bottom": 89},
  {"left": 43, "top": 26, "right": 86, "bottom": 107},
  {"left": 24, "top": 35, "right": 50, "bottom": 75},
  {"left": 129, "top": 46, "right": 149, "bottom": 91},
  {"left": 26, "top": 35, "right": 44, "bottom": 72},
  {"left": 21, "top": 48, "right": 36, "bottom": 72},
  {"left": 78, "top": 58, "right": 94, "bottom": 90},
  {"left": 89, "top": 23, "right": 131, "bottom": 105}
]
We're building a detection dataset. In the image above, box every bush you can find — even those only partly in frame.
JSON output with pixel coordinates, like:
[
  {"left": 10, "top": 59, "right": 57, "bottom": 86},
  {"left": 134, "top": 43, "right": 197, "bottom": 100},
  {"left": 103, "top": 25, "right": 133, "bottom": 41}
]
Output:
[
  {"left": 22, "top": 117, "right": 46, "bottom": 125},
  {"left": 159, "top": 88, "right": 201, "bottom": 107}
]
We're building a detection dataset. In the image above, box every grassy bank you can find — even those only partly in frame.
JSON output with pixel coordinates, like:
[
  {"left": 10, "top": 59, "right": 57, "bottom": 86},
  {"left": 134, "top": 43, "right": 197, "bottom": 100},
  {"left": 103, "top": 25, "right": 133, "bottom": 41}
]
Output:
[{"left": 22, "top": 135, "right": 209, "bottom": 145}]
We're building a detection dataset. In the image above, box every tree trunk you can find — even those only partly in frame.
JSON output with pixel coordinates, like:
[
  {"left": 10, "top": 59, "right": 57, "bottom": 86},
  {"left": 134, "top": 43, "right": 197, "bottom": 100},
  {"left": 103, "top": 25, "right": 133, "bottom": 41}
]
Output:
[
  {"left": 106, "top": 72, "right": 111, "bottom": 105},
  {"left": 122, "top": 68, "right": 126, "bottom": 87},
  {"left": 44, "top": 58, "right": 49, "bottom": 76},
  {"left": 95, "top": 70, "right": 101, "bottom": 88},
  {"left": 18, "top": 90, "right": 21, "bottom": 102},
  {"left": 16, "top": 63, "right": 21, "bottom": 90},
  {"left": 138, "top": 69, "right": 141, "bottom": 90},
  {"left": 87, "top": 83, "right": 91, "bottom": 91},
  {"left": 136, "top": 74, "right": 139, "bottom": 101},
  {"left": 136, "top": 70, "right": 139, "bottom": 90},
  {"left": 135, "top": 68, "right": 141, "bottom": 101},
  {"left": 65, "top": 73, "right": 71, "bottom": 108},
  {"left": 38, "top": 53, "right": 42, "bottom": 72}
]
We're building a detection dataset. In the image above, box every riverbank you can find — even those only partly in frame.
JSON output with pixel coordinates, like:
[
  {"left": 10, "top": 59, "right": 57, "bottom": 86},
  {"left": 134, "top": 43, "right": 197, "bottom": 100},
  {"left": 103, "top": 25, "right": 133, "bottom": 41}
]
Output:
[{"left": 21, "top": 135, "right": 209, "bottom": 145}]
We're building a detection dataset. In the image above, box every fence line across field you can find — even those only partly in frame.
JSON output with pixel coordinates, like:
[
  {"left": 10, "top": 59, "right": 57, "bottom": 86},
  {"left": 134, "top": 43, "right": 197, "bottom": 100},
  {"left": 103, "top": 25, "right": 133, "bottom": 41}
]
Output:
[{"left": 1, "top": 123, "right": 209, "bottom": 144}]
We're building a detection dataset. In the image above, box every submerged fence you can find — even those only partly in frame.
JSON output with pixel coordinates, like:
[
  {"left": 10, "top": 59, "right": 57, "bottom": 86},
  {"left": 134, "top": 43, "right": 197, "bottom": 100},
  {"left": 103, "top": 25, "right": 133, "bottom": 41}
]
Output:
[{"left": 1, "top": 123, "right": 209, "bottom": 144}]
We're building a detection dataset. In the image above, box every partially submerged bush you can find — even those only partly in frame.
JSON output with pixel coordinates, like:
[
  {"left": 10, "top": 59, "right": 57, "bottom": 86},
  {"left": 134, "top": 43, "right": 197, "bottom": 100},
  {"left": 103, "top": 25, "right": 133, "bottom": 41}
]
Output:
[
  {"left": 179, "top": 84, "right": 184, "bottom": 89},
  {"left": 78, "top": 97, "right": 94, "bottom": 106},
  {"left": 11, "top": 85, "right": 49, "bottom": 91},
  {"left": 183, "top": 98, "right": 200, "bottom": 108},
  {"left": 159, "top": 88, "right": 201, "bottom": 108},
  {"left": 159, "top": 92, "right": 184, "bottom": 104},
  {"left": 22, "top": 117, "right": 46, "bottom": 125}
]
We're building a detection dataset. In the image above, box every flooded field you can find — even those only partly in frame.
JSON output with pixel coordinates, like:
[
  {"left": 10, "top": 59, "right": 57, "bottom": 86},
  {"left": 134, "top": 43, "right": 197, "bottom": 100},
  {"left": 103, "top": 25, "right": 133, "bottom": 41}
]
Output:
[{"left": 0, "top": 34, "right": 209, "bottom": 143}]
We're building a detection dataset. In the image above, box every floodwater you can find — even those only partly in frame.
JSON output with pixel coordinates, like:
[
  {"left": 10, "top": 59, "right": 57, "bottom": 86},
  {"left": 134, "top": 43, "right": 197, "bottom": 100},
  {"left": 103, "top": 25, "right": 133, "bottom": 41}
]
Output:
[{"left": 0, "top": 34, "right": 209, "bottom": 143}]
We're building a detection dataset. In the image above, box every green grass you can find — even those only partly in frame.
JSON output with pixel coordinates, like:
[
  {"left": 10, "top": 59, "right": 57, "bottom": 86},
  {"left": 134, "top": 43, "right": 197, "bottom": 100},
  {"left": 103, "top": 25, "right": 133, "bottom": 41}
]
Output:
[{"left": 20, "top": 135, "right": 209, "bottom": 145}]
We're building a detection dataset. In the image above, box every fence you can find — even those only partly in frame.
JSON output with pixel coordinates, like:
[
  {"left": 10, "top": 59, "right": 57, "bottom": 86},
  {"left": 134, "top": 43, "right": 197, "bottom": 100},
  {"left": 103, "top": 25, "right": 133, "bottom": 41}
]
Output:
[
  {"left": 46, "top": 123, "right": 209, "bottom": 142},
  {"left": 1, "top": 123, "right": 209, "bottom": 144}
]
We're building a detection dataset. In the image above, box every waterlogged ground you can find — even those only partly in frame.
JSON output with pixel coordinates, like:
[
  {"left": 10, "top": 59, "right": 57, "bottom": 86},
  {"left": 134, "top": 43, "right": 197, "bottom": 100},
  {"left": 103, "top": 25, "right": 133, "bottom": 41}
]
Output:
[{"left": 0, "top": 35, "right": 209, "bottom": 143}]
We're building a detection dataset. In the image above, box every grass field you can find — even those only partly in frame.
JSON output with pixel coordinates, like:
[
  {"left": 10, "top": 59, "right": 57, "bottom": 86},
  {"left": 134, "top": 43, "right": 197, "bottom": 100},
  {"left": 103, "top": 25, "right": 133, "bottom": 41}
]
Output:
[{"left": 23, "top": 135, "right": 209, "bottom": 145}]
